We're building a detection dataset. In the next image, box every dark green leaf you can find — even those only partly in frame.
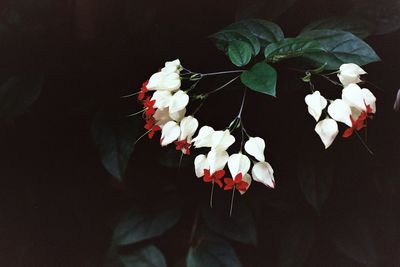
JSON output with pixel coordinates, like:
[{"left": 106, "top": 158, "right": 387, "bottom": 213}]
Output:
[
  {"left": 0, "top": 72, "right": 43, "bottom": 120},
  {"left": 299, "top": 30, "right": 380, "bottom": 70},
  {"left": 120, "top": 246, "right": 167, "bottom": 267},
  {"left": 187, "top": 235, "right": 242, "bottom": 267},
  {"left": 297, "top": 149, "right": 335, "bottom": 211},
  {"left": 301, "top": 16, "right": 374, "bottom": 39},
  {"left": 201, "top": 202, "right": 257, "bottom": 245},
  {"left": 226, "top": 19, "right": 284, "bottom": 47},
  {"left": 240, "top": 62, "right": 277, "bottom": 96},
  {"left": 277, "top": 218, "right": 316, "bottom": 267},
  {"left": 228, "top": 40, "right": 253, "bottom": 67},
  {"left": 92, "top": 112, "right": 141, "bottom": 180},
  {"left": 264, "top": 37, "right": 325, "bottom": 62},
  {"left": 210, "top": 29, "right": 261, "bottom": 55},
  {"left": 112, "top": 206, "right": 181, "bottom": 246}
]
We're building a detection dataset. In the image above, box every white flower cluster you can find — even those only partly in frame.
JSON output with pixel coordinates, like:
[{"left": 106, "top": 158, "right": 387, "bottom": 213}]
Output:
[
  {"left": 138, "top": 59, "right": 276, "bottom": 193},
  {"left": 305, "top": 63, "right": 376, "bottom": 149}
]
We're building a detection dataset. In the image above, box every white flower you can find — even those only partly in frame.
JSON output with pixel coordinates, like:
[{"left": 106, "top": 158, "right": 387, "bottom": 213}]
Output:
[
  {"left": 327, "top": 99, "right": 352, "bottom": 127},
  {"left": 170, "top": 108, "right": 186, "bottom": 122},
  {"left": 161, "top": 59, "right": 181, "bottom": 74},
  {"left": 179, "top": 116, "right": 198, "bottom": 142},
  {"left": 194, "top": 154, "right": 209, "bottom": 177},
  {"left": 337, "top": 63, "right": 367, "bottom": 86},
  {"left": 194, "top": 150, "right": 229, "bottom": 177},
  {"left": 244, "top": 137, "right": 266, "bottom": 162},
  {"left": 151, "top": 90, "right": 172, "bottom": 109},
  {"left": 239, "top": 173, "right": 252, "bottom": 195},
  {"left": 169, "top": 90, "right": 189, "bottom": 114},
  {"left": 211, "top": 130, "right": 235, "bottom": 152},
  {"left": 208, "top": 150, "right": 229, "bottom": 174},
  {"left": 361, "top": 88, "right": 376, "bottom": 113},
  {"left": 304, "top": 91, "right": 327, "bottom": 121},
  {"left": 153, "top": 108, "right": 171, "bottom": 127},
  {"left": 342, "top": 83, "right": 366, "bottom": 111},
  {"left": 227, "top": 153, "right": 251, "bottom": 178},
  {"left": 192, "top": 126, "right": 215, "bottom": 148},
  {"left": 147, "top": 71, "right": 181, "bottom": 91},
  {"left": 314, "top": 118, "right": 339, "bottom": 149},
  {"left": 160, "top": 121, "right": 180, "bottom": 146},
  {"left": 251, "top": 161, "right": 275, "bottom": 188}
]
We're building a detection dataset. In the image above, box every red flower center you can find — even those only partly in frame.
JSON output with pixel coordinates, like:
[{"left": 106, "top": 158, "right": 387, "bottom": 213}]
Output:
[
  {"left": 224, "top": 173, "right": 249, "bottom": 192},
  {"left": 174, "top": 139, "right": 191, "bottom": 155},
  {"left": 138, "top": 80, "right": 149, "bottom": 101},
  {"left": 203, "top": 169, "right": 225, "bottom": 188}
]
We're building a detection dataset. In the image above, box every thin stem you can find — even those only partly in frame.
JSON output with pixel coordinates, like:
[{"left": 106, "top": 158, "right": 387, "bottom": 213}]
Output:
[
  {"left": 229, "top": 187, "right": 236, "bottom": 217},
  {"left": 121, "top": 91, "right": 139, "bottom": 98},
  {"left": 201, "top": 70, "right": 245, "bottom": 77},
  {"left": 186, "top": 79, "right": 201, "bottom": 93},
  {"left": 126, "top": 109, "right": 145, "bottom": 117},
  {"left": 192, "top": 101, "right": 204, "bottom": 116},
  {"left": 178, "top": 152, "right": 184, "bottom": 170},
  {"left": 364, "top": 80, "right": 385, "bottom": 92},
  {"left": 319, "top": 74, "right": 342, "bottom": 86},
  {"left": 237, "top": 87, "right": 247, "bottom": 118},
  {"left": 354, "top": 131, "right": 374, "bottom": 155},
  {"left": 204, "top": 75, "right": 241, "bottom": 97},
  {"left": 134, "top": 130, "right": 151, "bottom": 145},
  {"left": 210, "top": 181, "right": 215, "bottom": 208}
]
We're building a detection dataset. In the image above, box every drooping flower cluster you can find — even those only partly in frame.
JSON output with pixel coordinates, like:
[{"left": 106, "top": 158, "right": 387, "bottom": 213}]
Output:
[
  {"left": 136, "top": 59, "right": 276, "bottom": 197},
  {"left": 305, "top": 63, "right": 376, "bottom": 149}
]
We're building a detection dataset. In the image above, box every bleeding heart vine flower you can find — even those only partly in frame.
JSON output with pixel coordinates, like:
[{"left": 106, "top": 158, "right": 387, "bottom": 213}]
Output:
[
  {"left": 305, "top": 91, "right": 328, "bottom": 122},
  {"left": 244, "top": 137, "right": 265, "bottom": 162},
  {"left": 337, "top": 63, "right": 367, "bottom": 86},
  {"left": 194, "top": 150, "right": 229, "bottom": 187},
  {"left": 327, "top": 99, "right": 352, "bottom": 127},
  {"left": 161, "top": 59, "right": 182, "bottom": 74},
  {"left": 314, "top": 118, "right": 339, "bottom": 149},
  {"left": 169, "top": 90, "right": 189, "bottom": 114},
  {"left": 161, "top": 121, "right": 181, "bottom": 146},
  {"left": 225, "top": 153, "right": 251, "bottom": 193},
  {"left": 175, "top": 116, "right": 199, "bottom": 155},
  {"left": 147, "top": 71, "right": 181, "bottom": 91}
]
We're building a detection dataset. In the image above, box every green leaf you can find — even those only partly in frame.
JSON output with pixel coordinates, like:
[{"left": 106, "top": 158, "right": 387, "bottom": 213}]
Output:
[
  {"left": 112, "top": 206, "right": 181, "bottom": 246},
  {"left": 301, "top": 16, "right": 374, "bottom": 39},
  {"left": 187, "top": 235, "right": 242, "bottom": 267},
  {"left": 264, "top": 37, "right": 325, "bottom": 62},
  {"left": 91, "top": 112, "right": 141, "bottom": 180},
  {"left": 0, "top": 72, "right": 43, "bottom": 120},
  {"left": 226, "top": 18, "right": 284, "bottom": 47},
  {"left": 120, "top": 246, "right": 167, "bottom": 267},
  {"left": 201, "top": 202, "right": 257, "bottom": 245},
  {"left": 240, "top": 62, "right": 277, "bottom": 96},
  {"left": 228, "top": 40, "right": 253, "bottom": 67},
  {"left": 210, "top": 29, "right": 261, "bottom": 55},
  {"left": 297, "top": 149, "right": 335, "bottom": 211},
  {"left": 299, "top": 29, "right": 380, "bottom": 70}
]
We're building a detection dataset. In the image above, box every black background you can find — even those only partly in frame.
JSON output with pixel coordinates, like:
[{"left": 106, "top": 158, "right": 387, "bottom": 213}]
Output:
[{"left": 0, "top": 0, "right": 400, "bottom": 266}]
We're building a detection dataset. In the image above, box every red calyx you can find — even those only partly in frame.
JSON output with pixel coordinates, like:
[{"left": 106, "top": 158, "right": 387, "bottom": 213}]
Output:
[
  {"left": 224, "top": 173, "right": 249, "bottom": 192},
  {"left": 138, "top": 80, "right": 149, "bottom": 101},
  {"left": 203, "top": 169, "right": 225, "bottom": 188},
  {"left": 174, "top": 140, "right": 191, "bottom": 155}
]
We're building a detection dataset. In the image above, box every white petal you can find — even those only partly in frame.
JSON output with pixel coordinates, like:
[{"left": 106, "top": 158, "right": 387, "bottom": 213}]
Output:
[
  {"left": 151, "top": 90, "right": 172, "bottom": 109},
  {"left": 211, "top": 130, "right": 235, "bottom": 151},
  {"left": 147, "top": 71, "right": 181, "bottom": 91},
  {"left": 194, "top": 154, "right": 209, "bottom": 178},
  {"left": 169, "top": 90, "right": 189, "bottom": 114},
  {"left": 244, "top": 137, "right": 266, "bottom": 162},
  {"left": 342, "top": 83, "right": 366, "bottom": 111},
  {"left": 314, "top": 118, "right": 339, "bottom": 149},
  {"left": 327, "top": 99, "right": 352, "bottom": 127},
  {"left": 179, "top": 116, "right": 199, "bottom": 141},
  {"left": 251, "top": 161, "right": 275, "bottom": 188},
  {"left": 160, "top": 121, "right": 180, "bottom": 146},
  {"left": 361, "top": 88, "right": 376, "bottom": 113},
  {"left": 192, "top": 126, "right": 215, "bottom": 148},
  {"left": 239, "top": 173, "right": 252, "bottom": 195},
  {"left": 161, "top": 59, "right": 181, "bottom": 74},
  {"left": 170, "top": 108, "right": 186, "bottom": 122},
  {"left": 227, "top": 153, "right": 251, "bottom": 178},
  {"left": 207, "top": 150, "right": 229, "bottom": 174},
  {"left": 153, "top": 108, "right": 172, "bottom": 127},
  {"left": 304, "top": 91, "right": 327, "bottom": 121},
  {"left": 337, "top": 63, "right": 366, "bottom": 86}
]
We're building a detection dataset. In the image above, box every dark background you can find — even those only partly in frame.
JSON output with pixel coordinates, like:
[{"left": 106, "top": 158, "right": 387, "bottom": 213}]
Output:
[{"left": 0, "top": 0, "right": 400, "bottom": 266}]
